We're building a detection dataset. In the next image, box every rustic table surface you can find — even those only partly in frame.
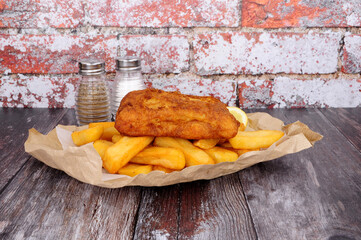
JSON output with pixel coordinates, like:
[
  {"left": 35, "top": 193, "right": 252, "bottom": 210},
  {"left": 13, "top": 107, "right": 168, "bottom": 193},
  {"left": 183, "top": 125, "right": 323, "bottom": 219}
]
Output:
[{"left": 0, "top": 108, "right": 360, "bottom": 240}]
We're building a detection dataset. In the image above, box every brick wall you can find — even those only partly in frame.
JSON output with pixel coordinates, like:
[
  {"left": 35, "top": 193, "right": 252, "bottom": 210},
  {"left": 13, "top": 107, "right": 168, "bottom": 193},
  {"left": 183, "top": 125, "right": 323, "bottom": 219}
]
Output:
[{"left": 0, "top": 0, "right": 360, "bottom": 108}]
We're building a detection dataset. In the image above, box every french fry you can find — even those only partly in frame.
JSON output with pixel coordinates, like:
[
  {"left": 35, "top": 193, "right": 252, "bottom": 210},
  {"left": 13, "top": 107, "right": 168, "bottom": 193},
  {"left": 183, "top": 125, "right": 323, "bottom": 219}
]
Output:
[
  {"left": 204, "top": 147, "right": 238, "bottom": 164},
  {"left": 218, "top": 142, "right": 233, "bottom": 148},
  {"left": 153, "top": 165, "right": 176, "bottom": 173},
  {"left": 89, "top": 122, "right": 115, "bottom": 129},
  {"left": 93, "top": 140, "right": 113, "bottom": 159},
  {"left": 130, "top": 147, "right": 185, "bottom": 170},
  {"left": 229, "top": 130, "right": 284, "bottom": 149},
  {"left": 112, "top": 134, "right": 123, "bottom": 143},
  {"left": 117, "top": 163, "right": 152, "bottom": 177},
  {"left": 193, "top": 139, "right": 219, "bottom": 150},
  {"left": 71, "top": 126, "right": 103, "bottom": 146},
  {"left": 103, "top": 136, "right": 154, "bottom": 174},
  {"left": 154, "top": 137, "right": 215, "bottom": 167},
  {"left": 101, "top": 127, "right": 120, "bottom": 141},
  {"left": 234, "top": 149, "right": 259, "bottom": 156}
]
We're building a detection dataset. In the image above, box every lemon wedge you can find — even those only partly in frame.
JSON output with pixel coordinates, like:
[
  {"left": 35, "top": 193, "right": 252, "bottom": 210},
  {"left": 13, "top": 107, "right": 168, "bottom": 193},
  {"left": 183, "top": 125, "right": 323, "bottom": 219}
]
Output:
[{"left": 227, "top": 106, "right": 248, "bottom": 128}]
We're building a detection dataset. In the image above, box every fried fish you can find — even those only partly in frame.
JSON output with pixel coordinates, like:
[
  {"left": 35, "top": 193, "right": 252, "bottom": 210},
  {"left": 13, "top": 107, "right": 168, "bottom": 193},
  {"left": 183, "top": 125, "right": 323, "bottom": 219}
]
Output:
[{"left": 115, "top": 89, "right": 240, "bottom": 139}]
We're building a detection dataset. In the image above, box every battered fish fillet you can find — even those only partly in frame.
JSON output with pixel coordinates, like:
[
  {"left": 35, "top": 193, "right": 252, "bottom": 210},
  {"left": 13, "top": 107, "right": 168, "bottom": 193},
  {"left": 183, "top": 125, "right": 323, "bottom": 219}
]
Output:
[{"left": 115, "top": 89, "right": 239, "bottom": 139}]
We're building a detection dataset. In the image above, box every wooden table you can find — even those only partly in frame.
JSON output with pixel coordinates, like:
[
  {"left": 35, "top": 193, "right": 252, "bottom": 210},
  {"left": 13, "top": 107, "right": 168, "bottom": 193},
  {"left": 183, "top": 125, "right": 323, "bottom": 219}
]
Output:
[{"left": 0, "top": 108, "right": 360, "bottom": 240}]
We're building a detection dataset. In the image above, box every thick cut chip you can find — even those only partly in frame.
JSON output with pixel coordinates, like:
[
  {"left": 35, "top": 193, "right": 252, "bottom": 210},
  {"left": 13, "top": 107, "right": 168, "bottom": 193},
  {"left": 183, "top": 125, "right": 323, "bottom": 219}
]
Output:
[
  {"left": 89, "top": 122, "right": 115, "bottom": 129},
  {"left": 118, "top": 163, "right": 152, "bottom": 177},
  {"left": 130, "top": 147, "right": 185, "bottom": 170},
  {"left": 229, "top": 130, "right": 284, "bottom": 149},
  {"left": 101, "top": 127, "right": 120, "bottom": 141},
  {"left": 193, "top": 139, "right": 219, "bottom": 149},
  {"left": 154, "top": 137, "right": 215, "bottom": 167},
  {"left": 93, "top": 140, "right": 113, "bottom": 159},
  {"left": 204, "top": 147, "right": 239, "bottom": 164},
  {"left": 103, "top": 136, "right": 154, "bottom": 174},
  {"left": 71, "top": 126, "right": 103, "bottom": 146}
]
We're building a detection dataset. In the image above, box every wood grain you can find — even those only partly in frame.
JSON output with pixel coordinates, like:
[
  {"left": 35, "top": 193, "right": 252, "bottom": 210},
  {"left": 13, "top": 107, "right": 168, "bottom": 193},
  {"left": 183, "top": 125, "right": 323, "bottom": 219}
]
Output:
[
  {"left": 0, "top": 108, "right": 67, "bottom": 192},
  {"left": 177, "top": 175, "right": 257, "bottom": 240},
  {"left": 239, "top": 109, "right": 361, "bottom": 240},
  {"left": 133, "top": 185, "right": 180, "bottom": 239},
  {"left": 319, "top": 108, "right": 361, "bottom": 151}
]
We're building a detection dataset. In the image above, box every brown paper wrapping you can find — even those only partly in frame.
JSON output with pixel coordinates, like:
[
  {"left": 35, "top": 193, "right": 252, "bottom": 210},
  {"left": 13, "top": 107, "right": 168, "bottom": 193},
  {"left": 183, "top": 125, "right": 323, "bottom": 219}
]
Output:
[{"left": 24, "top": 112, "right": 322, "bottom": 188}]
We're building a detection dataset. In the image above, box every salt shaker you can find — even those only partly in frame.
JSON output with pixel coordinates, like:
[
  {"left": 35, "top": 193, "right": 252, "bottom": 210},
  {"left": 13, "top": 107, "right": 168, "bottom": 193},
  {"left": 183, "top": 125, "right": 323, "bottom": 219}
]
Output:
[
  {"left": 75, "top": 59, "right": 110, "bottom": 125},
  {"left": 110, "top": 56, "right": 146, "bottom": 120}
]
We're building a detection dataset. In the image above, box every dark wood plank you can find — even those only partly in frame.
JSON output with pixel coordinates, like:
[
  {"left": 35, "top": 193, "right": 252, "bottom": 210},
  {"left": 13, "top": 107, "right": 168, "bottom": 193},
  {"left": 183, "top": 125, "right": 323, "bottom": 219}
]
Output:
[
  {"left": 0, "top": 108, "right": 142, "bottom": 239},
  {"left": 0, "top": 108, "right": 67, "bottom": 192},
  {"left": 239, "top": 108, "right": 361, "bottom": 239},
  {"left": 0, "top": 159, "right": 142, "bottom": 240},
  {"left": 133, "top": 185, "right": 180, "bottom": 239},
  {"left": 177, "top": 174, "right": 257, "bottom": 240},
  {"left": 319, "top": 108, "right": 361, "bottom": 151}
]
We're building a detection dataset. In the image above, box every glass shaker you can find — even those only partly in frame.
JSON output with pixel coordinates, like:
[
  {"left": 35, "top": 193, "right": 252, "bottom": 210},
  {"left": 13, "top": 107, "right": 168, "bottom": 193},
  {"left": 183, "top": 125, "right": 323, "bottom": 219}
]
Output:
[
  {"left": 110, "top": 56, "right": 146, "bottom": 120},
  {"left": 75, "top": 59, "right": 110, "bottom": 125}
]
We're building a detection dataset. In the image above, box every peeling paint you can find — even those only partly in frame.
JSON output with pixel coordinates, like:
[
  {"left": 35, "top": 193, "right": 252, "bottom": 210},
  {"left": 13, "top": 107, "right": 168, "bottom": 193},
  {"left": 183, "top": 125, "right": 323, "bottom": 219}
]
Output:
[
  {"left": 242, "top": 0, "right": 361, "bottom": 28},
  {"left": 87, "top": 0, "right": 239, "bottom": 27},
  {"left": 342, "top": 34, "right": 361, "bottom": 74},
  {"left": 272, "top": 77, "right": 361, "bottom": 108},
  {"left": 145, "top": 75, "right": 237, "bottom": 106},
  {"left": 118, "top": 35, "right": 189, "bottom": 74},
  {"left": 194, "top": 32, "right": 341, "bottom": 75}
]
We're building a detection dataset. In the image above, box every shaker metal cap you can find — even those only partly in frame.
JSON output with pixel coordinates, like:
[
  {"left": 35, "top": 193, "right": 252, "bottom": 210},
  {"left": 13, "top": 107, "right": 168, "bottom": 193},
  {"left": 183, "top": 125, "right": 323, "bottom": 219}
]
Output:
[
  {"left": 116, "top": 56, "right": 141, "bottom": 71},
  {"left": 79, "top": 58, "right": 105, "bottom": 75}
]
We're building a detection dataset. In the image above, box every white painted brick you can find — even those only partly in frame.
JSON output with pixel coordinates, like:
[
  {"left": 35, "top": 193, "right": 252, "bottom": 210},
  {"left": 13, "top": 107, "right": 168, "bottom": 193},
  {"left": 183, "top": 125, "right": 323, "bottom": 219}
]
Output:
[
  {"left": 194, "top": 32, "right": 341, "bottom": 75},
  {"left": 272, "top": 77, "right": 361, "bottom": 108}
]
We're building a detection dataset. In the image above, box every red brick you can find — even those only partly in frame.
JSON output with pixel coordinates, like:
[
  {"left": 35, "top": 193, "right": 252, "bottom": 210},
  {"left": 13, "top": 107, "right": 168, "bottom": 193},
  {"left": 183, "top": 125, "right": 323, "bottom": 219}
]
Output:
[
  {"left": 242, "top": 0, "right": 361, "bottom": 28},
  {"left": 0, "top": 34, "right": 117, "bottom": 74},
  {"left": 193, "top": 32, "right": 341, "bottom": 75},
  {"left": 88, "top": 0, "right": 239, "bottom": 27},
  {"left": 342, "top": 34, "right": 361, "bottom": 74},
  {"left": 118, "top": 35, "right": 189, "bottom": 73},
  {"left": 0, "top": 75, "right": 78, "bottom": 108},
  {"left": 144, "top": 76, "right": 237, "bottom": 106},
  {"left": 0, "top": 0, "right": 84, "bottom": 28}
]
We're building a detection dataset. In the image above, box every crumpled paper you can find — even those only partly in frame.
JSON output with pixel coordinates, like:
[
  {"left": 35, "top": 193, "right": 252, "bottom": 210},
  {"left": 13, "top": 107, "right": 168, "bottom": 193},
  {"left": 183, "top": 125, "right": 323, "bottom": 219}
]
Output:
[{"left": 24, "top": 112, "right": 323, "bottom": 188}]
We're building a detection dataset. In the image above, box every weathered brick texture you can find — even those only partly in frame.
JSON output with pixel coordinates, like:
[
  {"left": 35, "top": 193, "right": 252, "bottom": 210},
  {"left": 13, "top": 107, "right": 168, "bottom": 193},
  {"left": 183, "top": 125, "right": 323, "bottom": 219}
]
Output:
[
  {"left": 342, "top": 34, "right": 361, "bottom": 74},
  {"left": 194, "top": 32, "right": 341, "bottom": 75},
  {"left": 242, "top": 0, "right": 361, "bottom": 28},
  {"left": 145, "top": 76, "right": 237, "bottom": 106},
  {"left": 118, "top": 35, "right": 189, "bottom": 73},
  {"left": 0, "top": 34, "right": 117, "bottom": 74},
  {"left": 0, "top": 75, "right": 78, "bottom": 108},
  {"left": 238, "top": 78, "right": 361, "bottom": 108},
  {"left": 0, "top": 34, "right": 189, "bottom": 74},
  {"left": 88, "top": 0, "right": 239, "bottom": 27},
  {"left": 0, "top": 0, "right": 84, "bottom": 28}
]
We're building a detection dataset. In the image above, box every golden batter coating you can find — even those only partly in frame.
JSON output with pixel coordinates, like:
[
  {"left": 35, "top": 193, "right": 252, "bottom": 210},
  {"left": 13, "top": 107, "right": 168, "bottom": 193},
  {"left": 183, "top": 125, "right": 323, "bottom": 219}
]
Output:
[{"left": 115, "top": 89, "right": 240, "bottom": 139}]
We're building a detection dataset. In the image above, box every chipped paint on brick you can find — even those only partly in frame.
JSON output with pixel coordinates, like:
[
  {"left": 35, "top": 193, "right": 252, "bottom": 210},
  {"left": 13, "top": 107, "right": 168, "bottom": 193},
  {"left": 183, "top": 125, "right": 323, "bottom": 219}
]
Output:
[
  {"left": 194, "top": 32, "right": 341, "bottom": 75},
  {"left": 0, "top": 0, "right": 84, "bottom": 28},
  {"left": 242, "top": 0, "right": 361, "bottom": 28},
  {"left": 88, "top": 0, "right": 239, "bottom": 27},
  {"left": 238, "top": 79, "right": 275, "bottom": 109},
  {"left": 0, "top": 34, "right": 117, "bottom": 74},
  {"left": 0, "top": 75, "right": 78, "bottom": 108},
  {"left": 144, "top": 76, "right": 237, "bottom": 106},
  {"left": 342, "top": 34, "right": 361, "bottom": 74},
  {"left": 272, "top": 77, "right": 361, "bottom": 108},
  {"left": 118, "top": 35, "right": 189, "bottom": 74}
]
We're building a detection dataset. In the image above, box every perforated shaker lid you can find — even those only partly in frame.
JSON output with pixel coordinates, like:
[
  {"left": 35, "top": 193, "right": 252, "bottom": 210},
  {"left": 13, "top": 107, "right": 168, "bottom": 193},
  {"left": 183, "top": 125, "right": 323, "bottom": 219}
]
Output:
[
  {"left": 78, "top": 59, "right": 105, "bottom": 75},
  {"left": 116, "top": 56, "right": 141, "bottom": 71}
]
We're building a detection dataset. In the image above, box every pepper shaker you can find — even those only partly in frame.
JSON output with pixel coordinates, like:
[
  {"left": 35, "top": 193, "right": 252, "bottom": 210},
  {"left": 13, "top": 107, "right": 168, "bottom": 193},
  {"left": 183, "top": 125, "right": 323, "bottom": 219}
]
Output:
[{"left": 75, "top": 59, "right": 110, "bottom": 125}]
